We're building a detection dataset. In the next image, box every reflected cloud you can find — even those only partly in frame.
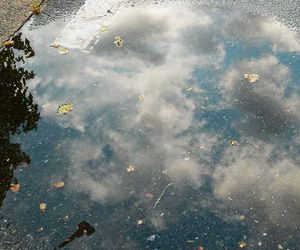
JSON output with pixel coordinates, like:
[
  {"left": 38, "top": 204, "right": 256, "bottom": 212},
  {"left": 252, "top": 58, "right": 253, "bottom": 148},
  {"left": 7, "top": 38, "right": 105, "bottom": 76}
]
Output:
[{"left": 22, "top": 4, "right": 300, "bottom": 247}]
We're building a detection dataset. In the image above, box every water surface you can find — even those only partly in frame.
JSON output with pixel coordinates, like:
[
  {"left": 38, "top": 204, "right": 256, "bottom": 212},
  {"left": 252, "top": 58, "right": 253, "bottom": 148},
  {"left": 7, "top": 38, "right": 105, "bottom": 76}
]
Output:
[{"left": 1, "top": 2, "right": 300, "bottom": 249}]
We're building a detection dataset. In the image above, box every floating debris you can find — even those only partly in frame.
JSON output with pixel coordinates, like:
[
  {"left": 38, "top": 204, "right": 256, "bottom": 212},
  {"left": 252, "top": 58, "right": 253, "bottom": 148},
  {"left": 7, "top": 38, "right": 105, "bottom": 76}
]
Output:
[
  {"left": 50, "top": 42, "right": 60, "bottom": 48},
  {"left": 153, "top": 183, "right": 174, "bottom": 208},
  {"left": 25, "top": 51, "right": 34, "bottom": 58},
  {"left": 39, "top": 202, "right": 47, "bottom": 213},
  {"left": 57, "top": 103, "right": 73, "bottom": 114},
  {"left": 228, "top": 140, "right": 239, "bottom": 146},
  {"left": 239, "top": 241, "right": 247, "bottom": 248},
  {"left": 197, "top": 246, "right": 205, "bottom": 250},
  {"left": 136, "top": 219, "right": 144, "bottom": 226},
  {"left": 2, "top": 40, "right": 14, "bottom": 47},
  {"left": 187, "top": 240, "right": 195, "bottom": 244},
  {"left": 126, "top": 165, "right": 135, "bottom": 173},
  {"left": 186, "top": 87, "right": 193, "bottom": 92},
  {"left": 58, "top": 48, "right": 69, "bottom": 55},
  {"left": 10, "top": 183, "right": 20, "bottom": 193},
  {"left": 244, "top": 73, "right": 259, "bottom": 83},
  {"left": 278, "top": 244, "right": 284, "bottom": 249},
  {"left": 30, "top": 2, "right": 42, "bottom": 15},
  {"left": 114, "top": 36, "right": 124, "bottom": 47},
  {"left": 53, "top": 181, "right": 65, "bottom": 189},
  {"left": 147, "top": 234, "right": 156, "bottom": 241},
  {"left": 138, "top": 95, "right": 145, "bottom": 102},
  {"left": 145, "top": 192, "right": 154, "bottom": 200},
  {"left": 239, "top": 215, "right": 246, "bottom": 221},
  {"left": 99, "top": 26, "right": 109, "bottom": 32}
]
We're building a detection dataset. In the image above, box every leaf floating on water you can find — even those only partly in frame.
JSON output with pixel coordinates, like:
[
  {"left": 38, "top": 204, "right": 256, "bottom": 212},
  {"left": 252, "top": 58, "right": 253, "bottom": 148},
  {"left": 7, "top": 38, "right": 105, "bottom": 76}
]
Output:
[
  {"left": 53, "top": 181, "right": 65, "bottom": 188},
  {"left": 114, "top": 36, "right": 124, "bottom": 47},
  {"left": 39, "top": 202, "right": 47, "bottom": 213},
  {"left": 50, "top": 42, "right": 60, "bottom": 48},
  {"left": 126, "top": 165, "right": 135, "bottom": 173},
  {"left": 145, "top": 192, "right": 154, "bottom": 200},
  {"left": 244, "top": 73, "right": 259, "bottom": 83},
  {"left": 138, "top": 95, "right": 145, "bottom": 102},
  {"left": 99, "top": 26, "right": 109, "bottom": 32},
  {"left": 228, "top": 140, "right": 239, "bottom": 146},
  {"left": 2, "top": 40, "right": 14, "bottom": 47},
  {"left": 57, "top": 103, "right": 73, "bottom": 114},
  {"left": 10, "top": 183, "right": 20, "bottom": 192},
  {"left": 238, "top": 241, "right": 247, "bottom": 248},
  {"left": 136, "top": 219, "right": 144, "bottom": 226},
  {"left": 58, "top": 48, "right": 69, "bottom": 55},
  {"left": 239, "top": 215, "right": 246, "bottom": 221}
]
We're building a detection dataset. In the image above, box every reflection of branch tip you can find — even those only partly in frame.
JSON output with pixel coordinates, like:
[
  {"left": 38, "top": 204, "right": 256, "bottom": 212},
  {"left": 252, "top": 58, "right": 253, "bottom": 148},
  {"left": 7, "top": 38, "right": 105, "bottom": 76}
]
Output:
[{"left": 153, "top": 183, "right": 174, "bottom": 208}]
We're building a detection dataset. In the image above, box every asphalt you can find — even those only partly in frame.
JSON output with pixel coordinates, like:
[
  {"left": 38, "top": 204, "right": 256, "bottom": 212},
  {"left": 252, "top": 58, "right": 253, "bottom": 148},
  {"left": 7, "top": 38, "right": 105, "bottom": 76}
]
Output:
[{"left": 0, "top": 0, "right": 44, "bottom": 43}]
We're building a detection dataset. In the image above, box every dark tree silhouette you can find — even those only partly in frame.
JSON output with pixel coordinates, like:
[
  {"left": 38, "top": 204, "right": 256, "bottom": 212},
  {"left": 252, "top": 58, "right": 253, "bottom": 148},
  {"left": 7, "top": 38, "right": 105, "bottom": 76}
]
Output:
[{"left": 0, "top": 33, "right": 40, "bottom": 207}]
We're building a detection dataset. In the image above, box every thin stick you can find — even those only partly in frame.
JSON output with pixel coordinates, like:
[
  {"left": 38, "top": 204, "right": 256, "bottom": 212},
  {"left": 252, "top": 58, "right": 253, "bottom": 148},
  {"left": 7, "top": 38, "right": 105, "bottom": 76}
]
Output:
[{"left": 153, "top": 183, "right": 174, "bottom": 208}]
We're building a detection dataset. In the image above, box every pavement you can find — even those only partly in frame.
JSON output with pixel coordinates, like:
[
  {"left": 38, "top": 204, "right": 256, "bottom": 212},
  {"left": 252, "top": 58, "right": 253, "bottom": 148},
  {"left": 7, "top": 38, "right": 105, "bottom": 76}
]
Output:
[{"left": 0, "top": 0, "right": 44, "bottom": 43}]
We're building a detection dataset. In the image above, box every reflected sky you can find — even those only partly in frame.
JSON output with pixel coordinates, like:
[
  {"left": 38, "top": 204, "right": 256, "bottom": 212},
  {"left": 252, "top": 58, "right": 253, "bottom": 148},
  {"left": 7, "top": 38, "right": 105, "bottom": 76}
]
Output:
[{"left": 1, "top": 2, "right": 300, "bottom": 249}]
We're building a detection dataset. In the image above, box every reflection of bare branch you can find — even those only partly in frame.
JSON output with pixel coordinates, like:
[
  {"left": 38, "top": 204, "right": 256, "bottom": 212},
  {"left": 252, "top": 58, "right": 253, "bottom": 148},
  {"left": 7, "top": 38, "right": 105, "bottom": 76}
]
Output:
[
  {"left": 153, "top": 183, "right": 174, "bottom": 208},
  {"left": 88, "top": 2, "right": 122, "bottom": 20}
]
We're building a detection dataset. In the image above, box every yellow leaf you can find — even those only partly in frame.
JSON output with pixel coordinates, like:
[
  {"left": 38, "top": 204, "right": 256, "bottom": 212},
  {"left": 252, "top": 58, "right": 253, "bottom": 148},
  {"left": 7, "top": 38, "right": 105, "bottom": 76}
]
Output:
[
  {"left": 50, "top": 42, "right": 60, "bottom": 48},
  {"left": 138, "top": 95, "right": 145, "bottom": 102},
  {"left": 239, "top": 241, "right": 247, "bottom": 248},
  {"left": 58, "top": 48, "right": 69, "bottom": 55},
  {"left": 114, "top": 36, "right": 124, "bottom": 47},
  {"left": 10, "top": 183, "right": 20, "bottom": 192},
  {"left": 239, "top": 215, "right": 246, "bottom": 221},
  {"left": 53, "top": 181, "right": 65, "bottom": 188},
  {"left": 2, "top": 40, "right": 14, "bottom": 47},
  {"left": 30, "top": 2, "right": 42, "bottom": 15},
  {"left": 100, "top": 26, "right": 109, "bottom": 32},
  {"left": 126, "top": 165, "right": 135, "bottom": 173},
  {"left": 228, "top": 140, "right": 239, "bottom": 146},
  {"left": 57, "top": 103, "right": 73, "bottom": 114},
  {"left": 136, "top": 219, "right": 144, "bottom": 226},
  {"left": 187, "top": 240, "right": 195, "bottom": 244},
  {"left": 244, "top": 73, "right": 259, "bottom": 83},
  {"left": 39, "top": 202, "right": 47, "bottom": 212}
]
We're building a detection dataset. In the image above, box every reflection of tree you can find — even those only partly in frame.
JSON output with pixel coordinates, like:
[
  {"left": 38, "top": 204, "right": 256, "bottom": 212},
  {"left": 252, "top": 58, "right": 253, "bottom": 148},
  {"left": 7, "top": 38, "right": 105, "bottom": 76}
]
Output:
[{"left": 0, "top": 33, "right": 40, "bottom": 207}]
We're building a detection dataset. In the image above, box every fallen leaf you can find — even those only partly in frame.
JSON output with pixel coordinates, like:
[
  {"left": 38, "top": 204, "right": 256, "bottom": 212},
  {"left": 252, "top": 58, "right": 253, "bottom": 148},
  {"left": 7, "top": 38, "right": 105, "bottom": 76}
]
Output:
[
  {"left": 239, "top": 215, "right": 246, "bottom": 221},
  {"left": 145, "top": 192, "right": 154, "bottom": 199},
  {"left": 114, "top": 36, "right": 124, "bottom": 47},
  {"left": 25, "top": 51, "right": 34, "bottom": 58},
  {"left": 136, "top": 219, "right": 144, "bottom": 226},
  {"left": 57, "top": 103, "right": 73, "bottom": 114},
  {"left": 244, "top": 73, "right": 259, "bottom": 83},
  {"left": 53, "top": 181, "right": 65, "bottom": 188},
  {"left": 138, "top": 95, "right": 145, "bottom": 102},
  {"left": 30, "top": 2, "right": 41, "bottom": 15},
  {"left": 228, "top": 140, "right": 239, "bottom": 146},
  {"left": 2, "top": 40, "right": 14, "bottom": 47},
  {"left": 126, "top": 165, "right": 135, "bottom": 173},
  {"left": 39, "top": 202, "right": 47, "bottom": 212},
  {"left": 100, "top": 26, "right": 109, "bottom": 32},
  {"left": 10, "top": 183, "right": 20, "bottom": 192},
  {"left": 58, "top": 48, "right": 69, "bottom": 55},
  {"left": 239, "top": 241, "right": 247, "bottom": 248},
  {"left": 187, "top": 240, "right": 195, "bottom": 244},
  {"left": 51, "top": 42, "right": 60, "bottom": 48},
  {"left": 197, "top": 246, "right": 205, "bottom": 250}
]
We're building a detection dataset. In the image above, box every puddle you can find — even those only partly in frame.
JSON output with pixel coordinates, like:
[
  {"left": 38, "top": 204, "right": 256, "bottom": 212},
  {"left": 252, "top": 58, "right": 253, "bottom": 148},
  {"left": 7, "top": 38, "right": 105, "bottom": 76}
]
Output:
[{"left": 1, "top": 1, "right": 300, "bottom": 249}]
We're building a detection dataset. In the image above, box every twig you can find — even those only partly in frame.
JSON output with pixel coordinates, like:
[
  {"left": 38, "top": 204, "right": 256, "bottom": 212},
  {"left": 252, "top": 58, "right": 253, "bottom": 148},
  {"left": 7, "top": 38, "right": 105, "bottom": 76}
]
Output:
[{"left": 153, "top": 183, "right": 174, "bottom": 208}]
